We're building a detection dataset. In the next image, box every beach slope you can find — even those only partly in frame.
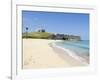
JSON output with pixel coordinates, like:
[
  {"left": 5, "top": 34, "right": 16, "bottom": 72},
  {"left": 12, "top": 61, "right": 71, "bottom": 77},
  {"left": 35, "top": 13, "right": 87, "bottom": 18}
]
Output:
[{"left": 23, "top": 39, "right": 86, "bottom": 69}]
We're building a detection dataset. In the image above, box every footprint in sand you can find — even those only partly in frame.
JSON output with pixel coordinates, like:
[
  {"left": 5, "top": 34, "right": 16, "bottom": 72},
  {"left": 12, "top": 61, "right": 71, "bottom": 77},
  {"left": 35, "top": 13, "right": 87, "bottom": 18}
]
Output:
[
  {"left": 29, "top": 56, "right": 36, "bottom": 64},
  {"left": 24, "top": 61, "right": 29, "bottom": 65}
]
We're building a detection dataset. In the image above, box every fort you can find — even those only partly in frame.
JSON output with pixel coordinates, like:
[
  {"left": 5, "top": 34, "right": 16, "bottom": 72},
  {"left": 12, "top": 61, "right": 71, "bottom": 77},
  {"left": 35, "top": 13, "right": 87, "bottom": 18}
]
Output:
[{"left": 49, "top": 33, "right": 81, "bottom": 41}]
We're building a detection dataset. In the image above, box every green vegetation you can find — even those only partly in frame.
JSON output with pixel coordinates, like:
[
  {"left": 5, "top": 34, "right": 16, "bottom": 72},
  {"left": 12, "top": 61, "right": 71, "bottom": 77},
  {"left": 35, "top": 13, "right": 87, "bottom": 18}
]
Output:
[
  {"left": 22, "top": 31, "right": 81, "bottom": 40},
  {"left": 22, "top": 32, "right": 52, "bottom": 39}
]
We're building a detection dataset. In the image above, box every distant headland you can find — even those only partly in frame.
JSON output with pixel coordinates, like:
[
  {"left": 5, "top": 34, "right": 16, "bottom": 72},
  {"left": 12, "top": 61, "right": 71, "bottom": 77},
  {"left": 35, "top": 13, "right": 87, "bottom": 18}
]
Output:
[{"left": 22, "top": 28, "right": 81, "bottom": 41}]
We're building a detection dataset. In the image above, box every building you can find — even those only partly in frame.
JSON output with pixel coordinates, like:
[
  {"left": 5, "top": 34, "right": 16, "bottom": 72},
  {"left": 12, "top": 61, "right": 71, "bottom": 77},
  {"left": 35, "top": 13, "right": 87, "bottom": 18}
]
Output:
[{"left": 49, "top": 34, "right": 81, "bottom": 41}]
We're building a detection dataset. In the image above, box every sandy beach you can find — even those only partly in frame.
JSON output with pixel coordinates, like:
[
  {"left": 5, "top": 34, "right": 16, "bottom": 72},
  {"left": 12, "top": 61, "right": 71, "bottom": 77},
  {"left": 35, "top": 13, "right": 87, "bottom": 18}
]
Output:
[{"left": 23, "top": 39, "right": 87, "bottom": 69}]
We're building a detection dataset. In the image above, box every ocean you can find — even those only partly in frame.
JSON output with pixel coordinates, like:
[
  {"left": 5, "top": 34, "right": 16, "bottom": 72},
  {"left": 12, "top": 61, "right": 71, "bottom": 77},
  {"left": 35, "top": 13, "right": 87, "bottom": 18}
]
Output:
[{"left": 55, "top": 40, "right": 89, "bottom": 58}]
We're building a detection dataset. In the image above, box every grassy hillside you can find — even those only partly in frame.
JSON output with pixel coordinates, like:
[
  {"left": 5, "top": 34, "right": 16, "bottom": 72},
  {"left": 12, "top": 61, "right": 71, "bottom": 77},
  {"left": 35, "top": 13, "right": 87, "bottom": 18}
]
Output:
[{"left": 22, "top": 32, "right": 52, "bottom": 39}]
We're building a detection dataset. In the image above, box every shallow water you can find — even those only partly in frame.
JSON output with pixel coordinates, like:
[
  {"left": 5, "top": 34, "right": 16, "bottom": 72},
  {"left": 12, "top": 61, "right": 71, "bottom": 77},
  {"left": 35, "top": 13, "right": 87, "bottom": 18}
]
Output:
[{"left": 55, "top": 40, "right": 89, "bottom": 57}]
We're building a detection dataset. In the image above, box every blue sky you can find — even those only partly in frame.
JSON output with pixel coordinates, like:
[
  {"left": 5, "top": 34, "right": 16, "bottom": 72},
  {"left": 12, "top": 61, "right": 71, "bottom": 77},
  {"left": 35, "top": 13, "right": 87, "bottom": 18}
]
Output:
[{"left": 22, "top": 11, "right": 89, "bottom": 40}]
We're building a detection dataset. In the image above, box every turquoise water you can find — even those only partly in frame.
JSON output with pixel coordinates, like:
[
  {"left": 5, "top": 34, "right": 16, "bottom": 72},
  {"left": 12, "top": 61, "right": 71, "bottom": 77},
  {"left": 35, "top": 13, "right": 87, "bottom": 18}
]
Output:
[{"left": 55, "top": 40, "right": 89, "bottom": 57}]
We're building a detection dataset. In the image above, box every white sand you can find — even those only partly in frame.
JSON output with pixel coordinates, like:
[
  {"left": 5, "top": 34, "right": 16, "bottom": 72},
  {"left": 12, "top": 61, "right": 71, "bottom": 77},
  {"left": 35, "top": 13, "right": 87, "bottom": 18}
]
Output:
[{"left": 23, "top": 39, "right": 86, "bottom": 69}]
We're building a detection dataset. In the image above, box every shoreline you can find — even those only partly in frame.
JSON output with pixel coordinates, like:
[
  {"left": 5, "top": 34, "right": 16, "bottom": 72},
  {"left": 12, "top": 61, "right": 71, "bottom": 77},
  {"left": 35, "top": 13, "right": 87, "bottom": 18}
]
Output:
[{"left": 50, "top": 42, "right": 89, "bottom": 65}]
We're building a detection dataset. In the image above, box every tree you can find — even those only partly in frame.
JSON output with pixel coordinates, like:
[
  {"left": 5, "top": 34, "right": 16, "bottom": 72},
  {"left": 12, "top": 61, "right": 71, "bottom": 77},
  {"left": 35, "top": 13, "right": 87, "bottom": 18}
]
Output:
[
  {"left": 26, "top": 27, "right": 28, "bottom": 38},
  {"left": 41, "top": 29, "right": 45, "bottom": 32}
]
